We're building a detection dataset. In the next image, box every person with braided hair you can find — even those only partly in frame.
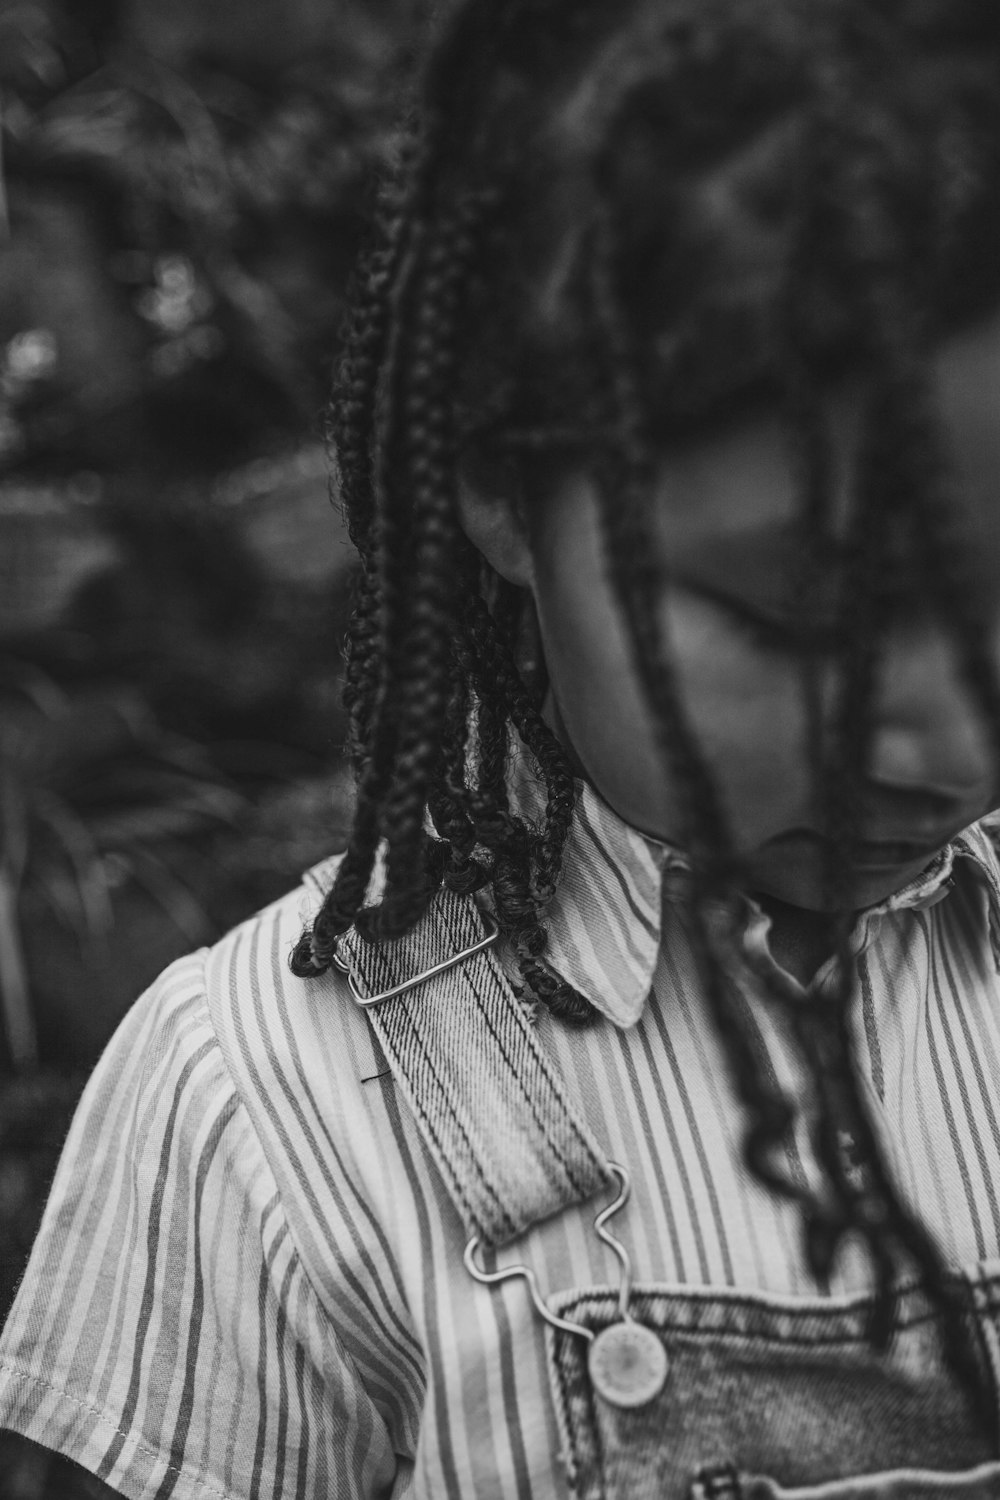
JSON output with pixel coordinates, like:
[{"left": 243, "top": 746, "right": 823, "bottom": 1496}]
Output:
[{"left": 5, "top": 0, "right": 1000, "bottom": 1495}]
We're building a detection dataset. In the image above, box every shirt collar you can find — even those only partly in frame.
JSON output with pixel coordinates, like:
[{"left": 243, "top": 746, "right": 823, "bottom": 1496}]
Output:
[
  {"left": 509, "top": 760, "right": 675, "bottom": 1027},
  {"left": 516, "top": 766, "right": 1000, "bottom": 1028}
]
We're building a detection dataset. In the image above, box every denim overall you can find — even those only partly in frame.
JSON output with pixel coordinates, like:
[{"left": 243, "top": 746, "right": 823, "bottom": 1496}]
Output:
[{"left": 337, "top": 887, "right": 1000, "bottom": 1499}]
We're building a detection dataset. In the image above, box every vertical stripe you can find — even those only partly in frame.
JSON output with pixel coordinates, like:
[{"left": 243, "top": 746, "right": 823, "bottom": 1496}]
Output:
[
  {"left": 267, "top": 919, "right": 420, "bottom": 1328},
  {"left": 857, "top": 952, "right": 885, "bottom": 1101},
  {"left": 672, "top": 975, "right": 771, "bottom": 1289},
  {"left": 931, "top": 902, "right": 1000, "bottom": 1245},
  {"left": 574, "top": 799, "right": 660, "bottom": 937},
  {"left": 221, "top": 1128, "right": 254, "bottom": 1490},
  {"left": 616, "top": 1020, "right": 690, "bottom": 1279},
  {"left": 647, "top": 987, "right": 735, "bottom": 1285},
  {"left": 915, "top": 914, "right": 988, "bottom": 1258},
  {"left": 377, "top": 1080, "right": 463, "bottom": 1497},
  {"left": 249, "top": 1239, "right": 273, "bottom": 1496},
  {"left": 156, "top": 1095, "right": 242, "bottom": 1499},
  {"left": 230, "top": 927, "right": 423, "bottom": 1392},
  {"left": 96, "top": 1040, "right": 216, "bottom": 1484},
  {"left": 888, "top": 917, "right": 963, "bottom": 1259},
  {"left": 635, "top": 1003, "right": 712, "bottom": 1282},
  {"left": 292, "top": 1283, "right": 312, "bottom": 1500}
]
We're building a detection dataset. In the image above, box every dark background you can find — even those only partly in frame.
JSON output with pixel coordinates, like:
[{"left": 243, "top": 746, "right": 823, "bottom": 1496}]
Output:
[{"left": 0, "top": 0, "right": 420, "bottom": 1316}]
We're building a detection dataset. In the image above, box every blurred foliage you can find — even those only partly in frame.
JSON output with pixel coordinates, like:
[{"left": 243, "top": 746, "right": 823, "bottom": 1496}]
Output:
[
  {"left": 0, "top": 0, "right": 416, "bottom": 469},
  {"left": 0, "top": 665, "right": 243, "bottom": 1063},
  {"left": 0, "top": 0, "right": 421, "bottom": 1250}
]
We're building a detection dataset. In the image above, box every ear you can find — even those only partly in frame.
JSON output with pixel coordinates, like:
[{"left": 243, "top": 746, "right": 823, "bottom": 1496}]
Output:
[{"left": 456, "top": 471, "right": 535, "bottom": 589}]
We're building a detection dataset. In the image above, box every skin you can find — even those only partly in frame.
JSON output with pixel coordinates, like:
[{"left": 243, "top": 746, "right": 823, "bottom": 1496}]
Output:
[{"left": 459, "top": 309, "right": 1000, "bottom": 976}]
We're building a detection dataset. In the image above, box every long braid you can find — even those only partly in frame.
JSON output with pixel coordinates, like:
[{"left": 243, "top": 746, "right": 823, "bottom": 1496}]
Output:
[
  {"left": 427, "top": 662, "right": 491, "bottom": 897},
  {"left": 334, "top": 167, "right": 417, "bottom": 766},
  {"left": 294, "top": 0, "right": 514, "bottom": 966},
  {"left": 907, "top": 397, "right": 1000, "bottom": 767},
  {"left": 292, "top": 266, "right": 420, "bottom": 971},
  {"left": 292, "top": 132, "right": 432, "bottom": 973},
  {"left": 780, "top": 98, "right": 839, "bottom": 799},
  {"left": 375, "top": 191, "right": 500, "bottom": 936},
  {"left": 585, "top": 206, "right": 804, "bottom": 1198},
  {"left": 777, "top": 72, "right": 995, "bottom": 1417},
  {"left": 461, "top": 594, "right": 595, "bottom": 1023},
  {"left": 796, "top": 384, "right": 912, "bottom": 1310},
  {"left": 774, "top": 102, "right": 848, "bottom": 1267}
]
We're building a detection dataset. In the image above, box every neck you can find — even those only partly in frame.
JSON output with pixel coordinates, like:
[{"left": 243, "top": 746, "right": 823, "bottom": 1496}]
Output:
[{"left": 752, "top": 894, "right": 844, "bottom": 986}]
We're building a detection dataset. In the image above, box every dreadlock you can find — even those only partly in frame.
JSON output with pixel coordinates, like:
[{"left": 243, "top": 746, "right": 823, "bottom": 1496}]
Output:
[{"left": 294, "top": 0, "right": 1000, "bottom": 1421}]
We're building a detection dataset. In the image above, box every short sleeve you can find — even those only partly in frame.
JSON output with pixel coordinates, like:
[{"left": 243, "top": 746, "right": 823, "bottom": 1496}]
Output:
[{"left": 0, "top": 950, "right": 401, "bottom": 1500}]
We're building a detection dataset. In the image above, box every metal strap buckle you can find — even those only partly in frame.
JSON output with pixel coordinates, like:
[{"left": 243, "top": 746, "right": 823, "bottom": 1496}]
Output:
[
  {"left": 332, "top": 912, "right": 500, "bottom": 1009},
  {"left": 465, "top": 1163, "right": 670, "bottom": 1409},
  {"left": 464, "top": 1164, "right": 632, "bottom": 1343}
]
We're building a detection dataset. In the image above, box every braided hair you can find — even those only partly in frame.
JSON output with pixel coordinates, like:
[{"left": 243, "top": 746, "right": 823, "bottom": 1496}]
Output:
[{"left": 294, "top": 0, "right": 1000, "bottom": 1421}]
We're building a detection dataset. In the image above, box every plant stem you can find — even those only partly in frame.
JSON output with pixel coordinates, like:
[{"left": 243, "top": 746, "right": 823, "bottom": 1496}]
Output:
[{"left": 0, "top": 869, "right": 38, "bottom": 1070}]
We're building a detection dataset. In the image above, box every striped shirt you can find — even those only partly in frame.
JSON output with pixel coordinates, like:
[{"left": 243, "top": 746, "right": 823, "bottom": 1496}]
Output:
[{"left": 3, "top": 778, "right": 1000, "bottom": 1497}]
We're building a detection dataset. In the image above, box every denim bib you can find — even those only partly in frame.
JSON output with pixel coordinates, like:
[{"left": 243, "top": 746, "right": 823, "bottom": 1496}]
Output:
[{"left": 545, "top": 1275, "right": 1000, "bottom": 1497}]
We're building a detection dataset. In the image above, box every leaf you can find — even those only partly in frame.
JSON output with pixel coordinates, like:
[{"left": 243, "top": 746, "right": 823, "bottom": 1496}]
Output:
[
  {"left": 0, "top": 2, "right": 60, "bottom": 94},
  {"left": 32, "top": 83, "right": 137, "bottom": 166},
  {"left": 31, "top": 788, "right": 113, "bottom": 938},
  {"left": 85, "top": 792, "right": 241, "bottom": 848},
  {"left": 0, "top": 869, "right": 37, "bottom": 1069},
  {"left": 121, "top": 846, "right": 214, "bottom": 947},
  {"left": 0, "top": 767, "right": 30, "bottom": 884},
  {"left": 0, "top": 655, "right": 70, "bottom": 720}
]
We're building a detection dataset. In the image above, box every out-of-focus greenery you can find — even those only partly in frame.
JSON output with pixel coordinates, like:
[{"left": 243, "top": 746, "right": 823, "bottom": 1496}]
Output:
[
  {"left": 0, "top": 0, "right": 421, "bottom": 1290},
  {"left": 0, "top": 0, "right": 417, "bottom": 468}
]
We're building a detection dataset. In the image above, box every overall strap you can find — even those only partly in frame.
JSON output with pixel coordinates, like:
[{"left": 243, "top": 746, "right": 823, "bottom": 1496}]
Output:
[{"left": 334, "top": 886, "right": 614, "bottom": 1248}]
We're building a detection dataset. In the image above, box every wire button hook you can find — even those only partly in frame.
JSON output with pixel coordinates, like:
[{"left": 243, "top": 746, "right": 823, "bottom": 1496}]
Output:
[{"left": 465, "top": 1163, "right": 669, "bottom": 1409}]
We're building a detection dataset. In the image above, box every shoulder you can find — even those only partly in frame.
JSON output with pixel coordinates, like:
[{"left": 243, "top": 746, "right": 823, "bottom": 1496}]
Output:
[
  {"left": 0, "top": 858, "right": 412, "bottom": 1499},
  {"left": 75, "top": 857, "right": 391, "bottom": 1258},
  {"left": 28, "top": 855, "right": 381, "bottom": 1224},
  {"left": 25, "top": 853, "right": 411, "bottom": 1307},
  {"left": 200, "top": 850, "right": 386, "bottom": 1136},
  {"left": 97, "top": 854, "right": 373, "bottom": 1098}
]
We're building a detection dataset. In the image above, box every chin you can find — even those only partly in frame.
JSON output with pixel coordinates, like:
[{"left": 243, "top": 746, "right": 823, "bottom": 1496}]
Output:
[{"left": 745, "top": 842, "right": 943, "bottom": 913}]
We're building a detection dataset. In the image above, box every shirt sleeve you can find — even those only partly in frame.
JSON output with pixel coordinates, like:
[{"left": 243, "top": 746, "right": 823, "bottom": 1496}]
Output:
[{"left": 0, "top": 950, "right": 401, "bottom": 1500}]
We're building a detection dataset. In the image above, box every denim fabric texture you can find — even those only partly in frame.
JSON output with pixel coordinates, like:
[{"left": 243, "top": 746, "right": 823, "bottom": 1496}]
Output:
[
  {"left": 734, "top": 1465, "right": 1000, "bottom": 1497},
  {"left": 340, "top": 889, "right": 615, "bottom": 1247},
  {"left": 544, "top": 1277, "right": 1000, "bottom": 1497}
]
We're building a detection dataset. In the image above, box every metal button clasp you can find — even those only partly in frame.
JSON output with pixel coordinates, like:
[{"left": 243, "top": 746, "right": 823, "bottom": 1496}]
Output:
[
  {"left": 334, "top": 913, "right": 499, "bottom": 1008},
  {"left": 465, "top": 1162, "right": 669, "bottom": 1409}
]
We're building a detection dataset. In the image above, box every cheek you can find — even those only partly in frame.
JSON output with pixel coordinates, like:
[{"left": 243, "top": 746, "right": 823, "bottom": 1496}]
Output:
[
  {"left": 536, "top": 565, "right": 814, "bottom": 849},
  {"left": 664, "top": 598, "right": 814, "bottom": 848},
  {"left": 535, "top": 553, "right": 671, "bottom": 832}
]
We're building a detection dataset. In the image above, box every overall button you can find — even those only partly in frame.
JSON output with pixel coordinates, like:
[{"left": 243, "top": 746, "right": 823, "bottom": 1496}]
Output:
[
  {"left": 690, "top": 1463, "right": 743, "bottom": 1499},
  {"left": 587, "top": 1321, "right": 669, "bottom": 1408}
]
